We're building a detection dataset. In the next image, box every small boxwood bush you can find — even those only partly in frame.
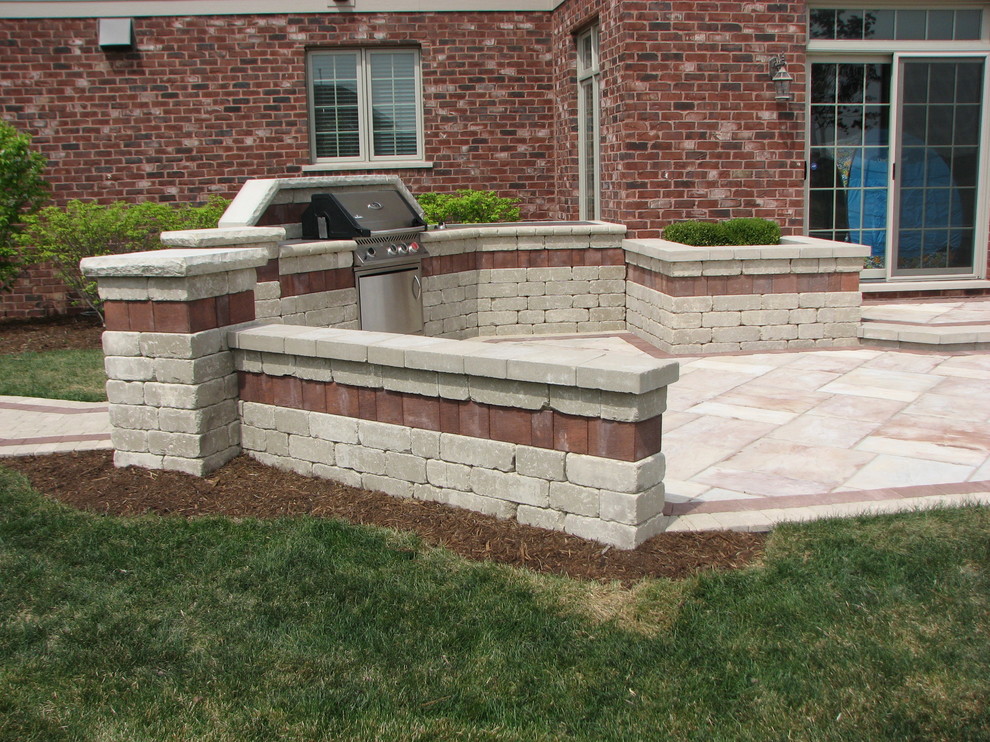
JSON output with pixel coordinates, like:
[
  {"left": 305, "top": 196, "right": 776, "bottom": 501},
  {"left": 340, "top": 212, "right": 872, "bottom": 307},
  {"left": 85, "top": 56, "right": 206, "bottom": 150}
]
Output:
[
  {"left": 662, "top": 217, "right": 781, "bottom": 246},
  {"left": 721, "top": 217, "right": 782, "bottom": 245},
  {"left": 416, "top": 189, "right": 521, "bottom": 224},
  {"left": 661, "top": 220, "right": 726, "bottom": 247}
]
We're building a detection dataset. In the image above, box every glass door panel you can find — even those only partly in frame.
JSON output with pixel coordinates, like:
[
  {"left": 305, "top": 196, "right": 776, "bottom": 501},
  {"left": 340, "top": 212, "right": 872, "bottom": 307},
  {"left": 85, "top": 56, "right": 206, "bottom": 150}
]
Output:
[
  {"left": 579, "top": 80, "right": 598, "bottom": 220},
  {"left": 893, "top": 58, "right": 984, "bottom": 275},
  {"left": 809, "top": 62, "right": 892, "bottom": 273},
  {"left": 577, "top": 26, "right": 601, "bottom": 221}
]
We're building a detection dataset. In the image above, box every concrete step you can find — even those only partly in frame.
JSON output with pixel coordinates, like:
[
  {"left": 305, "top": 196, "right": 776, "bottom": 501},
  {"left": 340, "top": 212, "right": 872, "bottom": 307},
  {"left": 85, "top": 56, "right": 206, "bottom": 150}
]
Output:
[
  {"left": 858, "top": 299, "right": 990, "bottom": 351},
  {"left": 859, "top": 320, "right": 990, "bottom": 351}
]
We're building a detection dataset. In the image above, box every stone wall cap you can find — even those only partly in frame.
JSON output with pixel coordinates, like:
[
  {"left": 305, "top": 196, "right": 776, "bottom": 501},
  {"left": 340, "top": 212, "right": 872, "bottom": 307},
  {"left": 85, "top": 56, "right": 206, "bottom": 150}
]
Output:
[
  {"left": 278, "top": 238, "right": 357, "bottom": 258},
  {"left": 431, "top": 221, "right": 626, "bottom": 238},
  {"left": 229, "top": 325, "right": 679, "bottom": 393},
  {"left": 160, "top": 226, "right": 286, "bottom": 248},
  {"left": 779, "top": 235, "right": 871, "bottom": 258},
  {"left": 421, "top": 228, "right": 482, "bottom": 242},
  {"left": 81, "top": 247, "right": 271, "bottom": 277},
  {"left": 624, "top": 235, "right": 871, "bottom": 261},
  {"left": 576, "top": 355, "right": 680, "bottom": 394}
]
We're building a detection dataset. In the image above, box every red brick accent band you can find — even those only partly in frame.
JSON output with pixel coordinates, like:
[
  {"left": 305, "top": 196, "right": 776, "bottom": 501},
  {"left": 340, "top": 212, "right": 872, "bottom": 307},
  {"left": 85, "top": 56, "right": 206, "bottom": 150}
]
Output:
[
  {"left": 103, "top": 291, "right": 255, "bottom": 333},
  {"left": 256, "top": 259, "right": 280, "bottom": 283},
  {"left": 253, "top": 248, "right": 622, "bottom": 287},
  {"left": 863, "top": 288, "right": 990, "bottom": 300},
  {"left": 422, "top": 247, "right": 625, "bottom": 277},
  {"left": 627, "top": 264, "right": 860, "bottom": 297},
  {"left": 238, "top": 371, "right": 661, "bottom": 462},
  {"left": 663, "top": 480, "right": 990, "bottom": 517},
  {"left": 278, "top": 267, "right": 355, "bottom": 297},
  {"left": 0, "top": 433, "right": 110, "bottom": 446},
  {"left": 257, "top": 202, "right": 308, "bottom": 227}
]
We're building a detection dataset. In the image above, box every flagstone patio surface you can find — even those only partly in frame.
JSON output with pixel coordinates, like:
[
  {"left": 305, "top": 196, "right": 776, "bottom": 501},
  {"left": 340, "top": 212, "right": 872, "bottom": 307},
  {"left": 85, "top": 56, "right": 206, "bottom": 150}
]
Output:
[{"left": 495, "top": 328, "right": 990, "bottom": 531}]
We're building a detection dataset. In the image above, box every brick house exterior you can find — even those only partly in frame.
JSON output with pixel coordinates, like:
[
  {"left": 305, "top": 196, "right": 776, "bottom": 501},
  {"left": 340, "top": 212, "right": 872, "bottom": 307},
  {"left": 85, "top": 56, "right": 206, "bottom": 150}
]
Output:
[{"left": 1, "top": 0, "right": 988, "bottom": 318}]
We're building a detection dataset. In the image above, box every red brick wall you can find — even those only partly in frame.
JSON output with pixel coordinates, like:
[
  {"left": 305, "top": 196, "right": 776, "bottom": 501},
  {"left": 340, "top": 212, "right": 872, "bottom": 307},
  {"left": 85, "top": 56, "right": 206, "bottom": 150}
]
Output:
[
  {"left": 0, "top": 12, "right": 557, "bottom": 211},
  {"left": 2, "top": 1, "right": 984, "bottom": 317},
  {"left": 552, "top": 0, "right": 807, "bottom": 237},
  {"left": 0, "top": 262, "right": 80, "bottom": 320},
  {"left": 0, "top": 11, "right": 560, "bottom": 317},
  {"left": 1, "top": 5, "right": 808, "bottom": 234}
]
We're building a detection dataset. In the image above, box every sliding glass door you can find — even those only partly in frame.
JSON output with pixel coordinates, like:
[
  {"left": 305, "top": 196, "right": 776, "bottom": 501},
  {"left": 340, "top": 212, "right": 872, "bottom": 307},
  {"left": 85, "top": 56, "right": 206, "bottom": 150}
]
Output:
[
  {"left": 894, "top": 58, "right": 984, "bottom": 275},
  {"left": 809, "top": 56, "right": 987, "bottom": 279}
]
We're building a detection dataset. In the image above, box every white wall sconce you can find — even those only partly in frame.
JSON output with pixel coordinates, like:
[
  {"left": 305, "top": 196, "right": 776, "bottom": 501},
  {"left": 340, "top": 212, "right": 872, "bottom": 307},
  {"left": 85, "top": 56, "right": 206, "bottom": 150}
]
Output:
[
  {"left": 768, "top": 55, "right": 794, "bottom": 102},
  {"left": 98, "top": 18, "right": 135, "bottom": 51}
]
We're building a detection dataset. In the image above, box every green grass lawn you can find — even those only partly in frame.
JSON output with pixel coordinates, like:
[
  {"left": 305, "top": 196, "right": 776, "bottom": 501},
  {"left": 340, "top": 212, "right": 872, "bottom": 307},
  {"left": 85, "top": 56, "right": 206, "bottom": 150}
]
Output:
[
  {"left": 1, "top": 465, "right": 988, "bottom": 741},
  {"left": 0, "top": 349, "right": 106, "bottom": 402}
]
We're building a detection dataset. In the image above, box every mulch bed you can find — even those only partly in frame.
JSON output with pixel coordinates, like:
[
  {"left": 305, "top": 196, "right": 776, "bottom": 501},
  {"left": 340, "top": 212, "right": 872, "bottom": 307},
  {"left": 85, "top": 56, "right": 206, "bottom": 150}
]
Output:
[
  {"left": 4, "top": 451, "right": 764, "bottom": 584},
  {"left": 1, "top": 315, "right": 766, "bottom": 584},
  {"left": 0, "top": 314, "right": 104, "bottom": 354}
]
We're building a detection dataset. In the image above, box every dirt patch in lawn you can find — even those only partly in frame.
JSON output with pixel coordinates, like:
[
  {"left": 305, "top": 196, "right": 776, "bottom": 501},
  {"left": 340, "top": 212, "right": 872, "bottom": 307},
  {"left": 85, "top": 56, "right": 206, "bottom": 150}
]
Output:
[
  {"left": 0, "top": 314, "right": 103, "bottom": 354},
  {"left": 4, "top": 451, "right": 765, "bottom": 584}
]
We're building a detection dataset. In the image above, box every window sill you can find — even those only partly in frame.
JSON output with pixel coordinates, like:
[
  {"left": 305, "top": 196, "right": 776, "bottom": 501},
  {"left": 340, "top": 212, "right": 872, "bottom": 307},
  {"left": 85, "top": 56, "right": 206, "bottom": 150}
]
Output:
[{"left": 302, "top": 161, "right": 434, "bottom": 173}]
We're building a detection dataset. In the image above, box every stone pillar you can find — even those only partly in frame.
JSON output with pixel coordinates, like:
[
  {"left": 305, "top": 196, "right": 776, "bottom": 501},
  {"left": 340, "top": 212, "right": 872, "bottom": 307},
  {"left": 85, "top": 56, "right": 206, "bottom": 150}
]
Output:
[{"left": 81, "top": 236, "right": 276, "bottom": 475}]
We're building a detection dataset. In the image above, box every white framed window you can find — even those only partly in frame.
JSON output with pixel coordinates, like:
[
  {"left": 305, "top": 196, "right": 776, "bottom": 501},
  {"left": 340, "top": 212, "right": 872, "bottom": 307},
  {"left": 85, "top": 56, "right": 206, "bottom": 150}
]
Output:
[
  {"left": 577, "top": 25, "right": 601, "bottom": 221},
  {"left": 809, "top": 7, "right": 985, "bottom": 42},
  {"left": 807, "top": 5, "right": 990, "bottom": 280},
  {"left": 308, "top": 48, "right": 424, "bottom": 165}
]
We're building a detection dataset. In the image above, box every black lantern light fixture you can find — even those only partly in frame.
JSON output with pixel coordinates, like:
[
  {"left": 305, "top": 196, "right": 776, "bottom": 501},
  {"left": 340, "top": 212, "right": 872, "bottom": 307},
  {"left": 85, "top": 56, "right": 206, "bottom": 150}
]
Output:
[{"left": 768, "top": 55, "right": 794, "bottom": 102}]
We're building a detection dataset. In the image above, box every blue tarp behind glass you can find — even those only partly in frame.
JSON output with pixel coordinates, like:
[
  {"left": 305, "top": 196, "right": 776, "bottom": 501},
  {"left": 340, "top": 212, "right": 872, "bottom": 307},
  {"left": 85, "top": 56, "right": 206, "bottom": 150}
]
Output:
[{"left": 846, "top": 129, "right": 965, "bottom": 269}]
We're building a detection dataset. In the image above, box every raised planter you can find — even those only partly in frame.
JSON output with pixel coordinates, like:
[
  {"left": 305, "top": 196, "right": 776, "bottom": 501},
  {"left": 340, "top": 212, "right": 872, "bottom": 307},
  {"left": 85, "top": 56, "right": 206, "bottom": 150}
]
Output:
[{"left": 624, "top": 235, "right": 871, "bottom": 354}]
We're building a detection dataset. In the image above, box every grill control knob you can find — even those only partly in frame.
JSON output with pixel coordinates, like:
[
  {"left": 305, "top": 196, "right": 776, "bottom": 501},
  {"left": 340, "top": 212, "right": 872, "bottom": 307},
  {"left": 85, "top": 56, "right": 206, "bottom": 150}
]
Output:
[
  {"left": 397, "top": 245, "right": 408, "bottom": 255},
  {"left": 387, "top": 245, "right": 397, "bottom": 256},
  {"left": 366, "top": 246, "right": 376, "bottom": 258},
  {"left": 409, "top": 242, "right": 419, "bottom": 253}
]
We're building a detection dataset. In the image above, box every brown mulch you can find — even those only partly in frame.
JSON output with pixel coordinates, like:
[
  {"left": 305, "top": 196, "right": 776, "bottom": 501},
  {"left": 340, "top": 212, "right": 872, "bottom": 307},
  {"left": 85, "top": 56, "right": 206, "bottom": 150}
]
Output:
[
  {"left": 4, "top": 451, "right": 764, "bottom": 584},
  {"left": 1, "top": 315, "right": 766, "bottom": 584},
  {"left": 0, "top": 314, "right": 104, "bottom": 354}
]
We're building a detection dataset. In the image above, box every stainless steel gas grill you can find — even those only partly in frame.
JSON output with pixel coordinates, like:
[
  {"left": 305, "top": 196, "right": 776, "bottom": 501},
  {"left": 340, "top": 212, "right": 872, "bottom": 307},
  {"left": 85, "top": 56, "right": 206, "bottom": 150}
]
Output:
[{"left": 300, "top": 185, "right": 429, "bottom": 335}]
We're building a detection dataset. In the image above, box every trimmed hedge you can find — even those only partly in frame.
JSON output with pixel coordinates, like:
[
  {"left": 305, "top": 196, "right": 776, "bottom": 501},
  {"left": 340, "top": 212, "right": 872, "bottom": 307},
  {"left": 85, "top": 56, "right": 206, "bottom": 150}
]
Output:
[{"left": 662, "top": 217, "right": 781, "bottom": 247}]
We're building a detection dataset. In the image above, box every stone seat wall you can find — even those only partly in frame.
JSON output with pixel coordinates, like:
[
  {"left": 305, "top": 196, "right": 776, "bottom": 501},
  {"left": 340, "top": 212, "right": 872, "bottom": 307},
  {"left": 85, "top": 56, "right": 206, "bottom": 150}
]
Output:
[{"left": 230, "top": 324, "right": 678, "bottom": 549}]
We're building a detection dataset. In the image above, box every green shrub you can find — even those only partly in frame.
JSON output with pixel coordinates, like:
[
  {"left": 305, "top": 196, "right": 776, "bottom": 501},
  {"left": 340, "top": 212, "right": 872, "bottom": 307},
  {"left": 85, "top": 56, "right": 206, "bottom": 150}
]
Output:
[
  {"left": 662, "top": 217, "right": 781, "bottom": 246},
  {"left": 661, "top": 220, "right": 727, "bottom": 247},
  {"left": 17, "top": 196, "right": 230, "bottom": 323},
  {"left": 721, "top": 217, "right": 781, "bottom": 246},
  {"left": 0, "top": 120, "right": 49, "bottom": 292},
  {"left": 416, "top": 189, "right": 521, "bottom": 224}
]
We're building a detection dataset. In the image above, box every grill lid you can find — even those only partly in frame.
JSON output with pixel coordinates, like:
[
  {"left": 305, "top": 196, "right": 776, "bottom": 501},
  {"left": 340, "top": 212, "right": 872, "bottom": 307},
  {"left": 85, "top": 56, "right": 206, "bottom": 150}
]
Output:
[{"left": 301, "top": 188, "right": 426, "bottom": 240}]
